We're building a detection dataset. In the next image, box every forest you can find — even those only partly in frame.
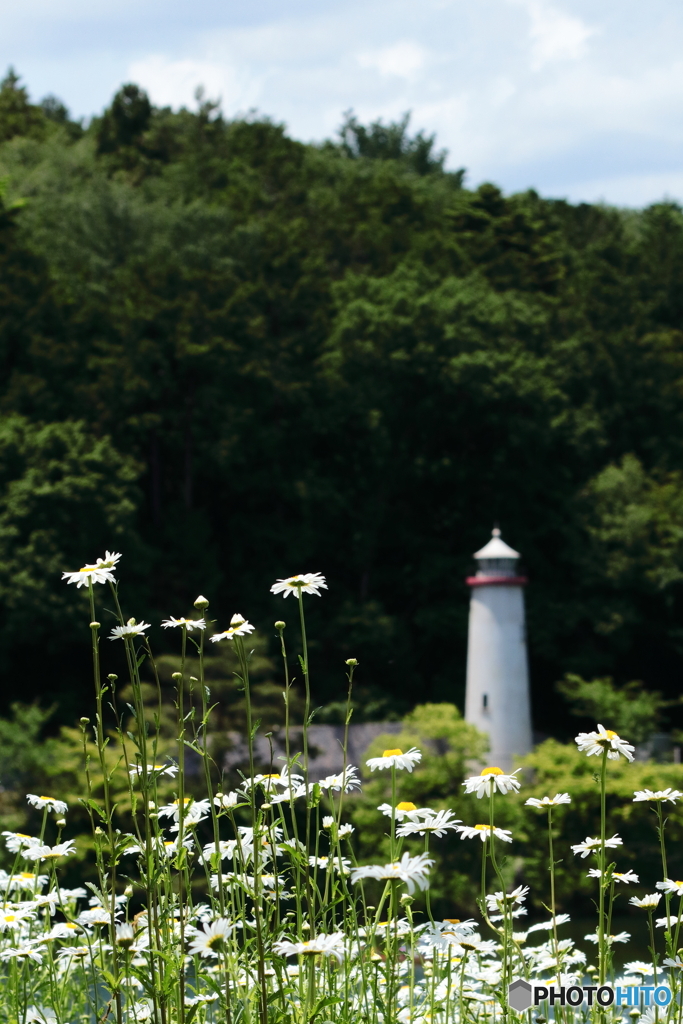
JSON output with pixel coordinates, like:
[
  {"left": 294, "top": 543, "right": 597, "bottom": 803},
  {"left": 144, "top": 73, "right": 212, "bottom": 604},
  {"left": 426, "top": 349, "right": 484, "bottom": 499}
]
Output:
[{"left": 1, "top": 68, "right": 683, "bottom": 735}]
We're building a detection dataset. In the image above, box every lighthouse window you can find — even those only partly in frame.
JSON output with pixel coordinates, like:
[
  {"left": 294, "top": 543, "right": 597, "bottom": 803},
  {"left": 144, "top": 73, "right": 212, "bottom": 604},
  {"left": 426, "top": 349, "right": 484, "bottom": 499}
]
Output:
[{"left": 482, "top": 694, "right": 488, "bottom": 710}]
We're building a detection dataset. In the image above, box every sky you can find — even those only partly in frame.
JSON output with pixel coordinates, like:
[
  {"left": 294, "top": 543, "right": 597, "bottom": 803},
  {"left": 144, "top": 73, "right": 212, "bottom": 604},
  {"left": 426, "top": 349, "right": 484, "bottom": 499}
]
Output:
[{"left": 3, "top": 0, "right": 683, "bottom": 207}]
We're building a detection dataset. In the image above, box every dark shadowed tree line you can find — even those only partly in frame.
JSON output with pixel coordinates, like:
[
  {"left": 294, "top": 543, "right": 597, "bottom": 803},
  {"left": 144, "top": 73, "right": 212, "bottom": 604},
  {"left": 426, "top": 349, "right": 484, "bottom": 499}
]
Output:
[{"left": 0, "top": 68, "right": 682, "bottom": 734}]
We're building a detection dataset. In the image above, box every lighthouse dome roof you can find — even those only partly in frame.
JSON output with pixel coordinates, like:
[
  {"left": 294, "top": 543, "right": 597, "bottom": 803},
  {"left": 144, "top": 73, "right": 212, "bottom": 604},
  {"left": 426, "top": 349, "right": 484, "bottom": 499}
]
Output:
[{"left": 473, "top": 528, "right": 520, "bottom": 560}]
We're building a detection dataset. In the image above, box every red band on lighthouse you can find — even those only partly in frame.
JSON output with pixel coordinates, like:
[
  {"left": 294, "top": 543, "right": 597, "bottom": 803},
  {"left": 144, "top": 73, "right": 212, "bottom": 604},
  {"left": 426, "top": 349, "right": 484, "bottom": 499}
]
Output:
[{"left": 466, "top": 576, "right": 528, "bottom": 587}]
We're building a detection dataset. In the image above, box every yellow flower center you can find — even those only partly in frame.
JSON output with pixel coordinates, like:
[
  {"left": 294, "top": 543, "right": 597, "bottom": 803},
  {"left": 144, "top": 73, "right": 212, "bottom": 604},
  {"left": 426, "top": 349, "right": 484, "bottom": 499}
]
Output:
[
  {"left": 444, "top": 918, "right": 461, "bottom": 923},
  {"left": 480, "top": 767, "right": 504, "bottom": 776},
  {"left": 604, "top": 730, "right": 618, "bottom": 739},
  {"left": 206, "top": 934, "right": 225, "bottom": 950},
  {"left": 263, "top": 774, "right": 281, "bottom": 780},
  {"left": 675, "top": 881, "right": 683, "bottom": 888},
  {"left": 4, "top": 915, "right": 15, "bottom": 922},
  {"left": 474, "top": 824, "right": 491, "bottom": 831},
  {"left": 19, "top": 873, "right": 35, "bottom": 880},
  {"left": 396, "top": 802, "right": 417, "bottom": 811},
  {"left": 39, "top": 796, "right": 53, "bottom": 801},
  {"left": 383, "top": 749, "right": 403, "bottom": 757}
]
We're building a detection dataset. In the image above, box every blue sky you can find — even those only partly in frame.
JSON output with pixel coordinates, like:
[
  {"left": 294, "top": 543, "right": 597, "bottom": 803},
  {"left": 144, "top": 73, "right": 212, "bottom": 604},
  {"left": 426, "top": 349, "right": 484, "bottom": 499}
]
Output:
[{"left": 4, "top": 0, "right": 683, "bottom": 206}]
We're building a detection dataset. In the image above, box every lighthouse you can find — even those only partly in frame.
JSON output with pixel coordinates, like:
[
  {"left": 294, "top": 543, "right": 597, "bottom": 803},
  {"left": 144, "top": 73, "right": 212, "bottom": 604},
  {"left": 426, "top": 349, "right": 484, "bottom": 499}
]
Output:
[{"left": 464, "top": 528, "right": 532, "bottom": 771}]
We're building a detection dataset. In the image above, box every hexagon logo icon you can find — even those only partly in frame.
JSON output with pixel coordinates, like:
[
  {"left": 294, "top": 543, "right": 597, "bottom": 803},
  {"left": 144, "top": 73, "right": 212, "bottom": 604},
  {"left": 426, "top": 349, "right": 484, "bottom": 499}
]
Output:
[{"left": 508, "top": 979, "right": 533, "bottom": 1012}]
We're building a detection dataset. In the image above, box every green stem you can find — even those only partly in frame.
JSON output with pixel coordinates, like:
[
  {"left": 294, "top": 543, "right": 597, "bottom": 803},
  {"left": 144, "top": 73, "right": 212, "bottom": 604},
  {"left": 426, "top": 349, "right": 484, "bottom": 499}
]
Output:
[{"left": 598, "top": 746, "right": 608, "bottom": 986}]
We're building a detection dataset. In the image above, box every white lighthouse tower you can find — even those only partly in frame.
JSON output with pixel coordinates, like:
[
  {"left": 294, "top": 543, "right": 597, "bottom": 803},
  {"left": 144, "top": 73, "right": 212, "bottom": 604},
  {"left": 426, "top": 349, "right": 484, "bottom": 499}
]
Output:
[{"left": 464, "top": 528, "right": 532, "bottom": 771}]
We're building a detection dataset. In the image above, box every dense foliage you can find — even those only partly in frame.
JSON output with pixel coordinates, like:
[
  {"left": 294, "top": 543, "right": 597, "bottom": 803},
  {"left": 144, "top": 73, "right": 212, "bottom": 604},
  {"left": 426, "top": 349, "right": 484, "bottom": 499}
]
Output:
[{"left": 2, "top": 69, "right": 683, "bottom": 731}]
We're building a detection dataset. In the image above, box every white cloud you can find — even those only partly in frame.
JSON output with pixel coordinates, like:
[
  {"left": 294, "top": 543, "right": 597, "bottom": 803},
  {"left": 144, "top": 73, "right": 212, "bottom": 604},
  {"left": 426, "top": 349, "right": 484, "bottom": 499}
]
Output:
[
  {"left": 357, "top": 41, "right": 428, "bottom": 80},
  {"left": 514, "top": 0, "right": 596, "bottom": 71},
  {"left": 6, "top": 0, "right": 683, "bottom": 205},
  {"left": 127, "top": 54, "right": 261, "bottom": 113},
  {"left": 546, "top": 171, "right": 683, "bottom": 207}
]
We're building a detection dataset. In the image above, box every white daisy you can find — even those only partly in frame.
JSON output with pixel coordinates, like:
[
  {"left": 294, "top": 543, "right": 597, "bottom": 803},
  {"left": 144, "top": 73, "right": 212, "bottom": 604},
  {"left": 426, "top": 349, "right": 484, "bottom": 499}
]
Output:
[
  {"left": 55, "top": 945, "right": 87, "bottom": 964},
  {"left": 525, "top": 793, "right": 571, "bottom": 808},
  {"left": 462, "top": 767, "right": 521, "bottom": 798},
  {"left": 656, "top": 879, "right": 683, "bottom": 896},
  {"left": 160, "top": 616, "right": 206, "bottom": 631},
  {"left": 2, "top": 832, "right": 41, "bottom": 855},
  {"left": 322, "top": 816, "right": 334, "bottom": 828},
  {"left": 338, "top": 823, "right": 355, "bottom": 837},
  {"left": 201, "top": 839, "right": 241, "bottom": 864},
  {"left": 210, "top": 614, "right": 255, "bottom": 642},
  {"left": 0, "top": 945, "right": 44, "bottom": 963},
  {"left": 128, "top": 762, "right": 178, "bottom": 779},
  {"left": 397, "top": 809, "right": 462, "bottom": 838},
  {"left": 571, "top": 835, "right": 623, "bottom": 858},
  {"left": 366, "top": 747, "right": 422, "bottom": 772},
  {"left": 270, "top": 572, "right": 328, "bottom": 599},
  {"left": 485, "top": 885, "right": 529, "bottom": 912},
  {"left": 130, "top": 1001, "right": 154, "bottom": 1022},
  {"left": 586, "top": 868, "right": 639, "bottom": 884},
  {"left": 663, "top": 957, "right": 683, "bottom": 969},
  {"left": 308, "top": 855, "right": 351, "bottom": 873},
  {"left": 214, "top": 792, "right": 241, "bottom": 810},
  {"left": 109, "top": 618, "right": 151, "bottom": 641},
  {"left": 350, "top": 852, "right": 434, "bottom": 893},
  {"left": 629, "top": 894, "right": 661, "bottom": 909},
  {"left": 583, "top": 930, "right": 630, "bottom": 944},
  {"left": 624, "top": 960, "right": 655, "bottom": 976},
  {"left": 575, "top": 724, "right": 635, "bottom": 762},
  {"left": 24, "top": 1007, "right": 57, "bottom": 1023},
  {"left": 657, "top": 914, "right": 683, "bottom": 927},
  {"left": 26, "top": 795, "right": 68, "bottom": 814},
  {"left": 318, "top": 766, "right": 362, "bottom": 792},
  {"left": 456, "top": 824, "right": 513, "bottom": 843},
  {"left": 378, "top": 802, "right": 431, "bottom": 821},
  {"left": 526, "top": 914, "right": 571, "bottom": 934},
  {"left": 24, "top": 841, "right": 76, "bottom": 862},
  {"left": 61, "top": 551, "right": 121, "bottom": 588},
  {"left": 115, "top": 923, "right": 136, "bottom": 948},
  {"left": 157, "top": 797, "right": 209, "bottom": 819},
  {"left": 273, "top": 931, "right": 346, "bottom": 961},
  {"left": 0, "top": 908, "right": 34, "bottom": 931},
  {"left": 187, "top": 918, "right": 234, "bottom": 958},
  {"left": 46, "top": 922, "right": 82, "bottom": 940},
  {"left": 633, "top": 788, "right": 683, "bottom": 804}
]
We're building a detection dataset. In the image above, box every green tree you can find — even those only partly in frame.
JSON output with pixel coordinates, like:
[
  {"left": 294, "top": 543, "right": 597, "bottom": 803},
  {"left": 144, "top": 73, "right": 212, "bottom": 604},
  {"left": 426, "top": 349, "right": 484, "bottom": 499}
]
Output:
[{"left": 0, "top": 68, "right": 44, "bottom": 143}]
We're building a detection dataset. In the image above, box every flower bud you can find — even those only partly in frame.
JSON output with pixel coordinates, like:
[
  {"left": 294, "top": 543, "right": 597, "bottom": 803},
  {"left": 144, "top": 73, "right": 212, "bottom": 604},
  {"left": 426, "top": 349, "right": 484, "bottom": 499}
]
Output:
[
  {"left": 194, "top": 594, "right": 209, "bottom": 610},
  {"left": 274, "top": 620, "right": 286, "bottom": 630},
  {"left": 124, "top": 885, "right": 133, "bottom": 897},
  {"left": 90, "top": 621, "right": 100, "bottom": 629},
  {"left": 79, "top": 716, "right": 90, "bottom": 726},
  {"left": 172, "top": 672, "right": 182, "bottom": 681},
  {"left": 345, "top": 658, "right": 358, "bottom": 667},
  {"left": 55, "top": 818, "right": 66, "bottom": 827},
  {"left": 107, "top": 673, "right": 118, "bottom": 682},
  {"left": 261, "top": 803, "right": 272, "bottom": 811}
]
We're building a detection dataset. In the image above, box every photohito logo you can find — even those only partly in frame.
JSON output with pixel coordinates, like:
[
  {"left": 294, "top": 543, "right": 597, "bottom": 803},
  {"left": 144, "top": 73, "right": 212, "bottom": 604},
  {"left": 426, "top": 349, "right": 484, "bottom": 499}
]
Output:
[{"left": 508, "top": 980, "right": 672, "bottom": 1013}]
